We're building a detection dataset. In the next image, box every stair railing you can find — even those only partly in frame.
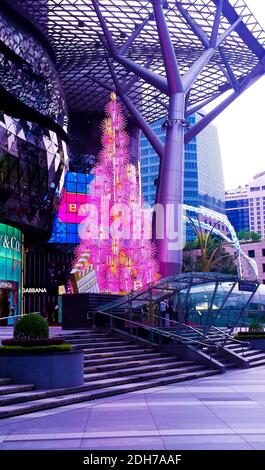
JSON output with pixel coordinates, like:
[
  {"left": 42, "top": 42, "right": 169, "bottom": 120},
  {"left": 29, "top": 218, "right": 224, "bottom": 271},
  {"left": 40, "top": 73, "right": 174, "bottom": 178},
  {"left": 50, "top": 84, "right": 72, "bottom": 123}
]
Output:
[
  {"left": 146, "top": 312, "right": 212, "bottom": 343},
  {"left": 95, "top": 304, "right": 223, "bottom": 353},
  {"left": 95, "top": 308, "right": 219, "bottom": 364},
  {"left": 210, "top": 325, "right": 250, "bottom": 357}
]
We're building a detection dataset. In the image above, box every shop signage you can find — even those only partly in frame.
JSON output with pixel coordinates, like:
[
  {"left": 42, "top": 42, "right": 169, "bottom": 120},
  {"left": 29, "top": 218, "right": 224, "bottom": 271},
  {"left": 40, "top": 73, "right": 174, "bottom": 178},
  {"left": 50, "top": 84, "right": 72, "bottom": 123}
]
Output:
[
  {"left": 23, "top": 288, "right": 47, "bottom": 294},
  {"left": 0, "top": 281, "right": 13, "bottom": 289},
  {"left": 238, "top": 280, "right": 258, "bottom": 292},
  {"left": 0, "top": 234, "right": 21, "bottom": 252}
]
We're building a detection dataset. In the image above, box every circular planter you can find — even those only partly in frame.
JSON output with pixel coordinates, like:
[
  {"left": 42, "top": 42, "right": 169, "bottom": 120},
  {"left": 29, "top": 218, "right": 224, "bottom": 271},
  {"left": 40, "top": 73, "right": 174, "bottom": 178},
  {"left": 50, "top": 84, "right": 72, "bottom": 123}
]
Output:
[{"left": 0, "top": 350, "right": 84, "bottom": 389}]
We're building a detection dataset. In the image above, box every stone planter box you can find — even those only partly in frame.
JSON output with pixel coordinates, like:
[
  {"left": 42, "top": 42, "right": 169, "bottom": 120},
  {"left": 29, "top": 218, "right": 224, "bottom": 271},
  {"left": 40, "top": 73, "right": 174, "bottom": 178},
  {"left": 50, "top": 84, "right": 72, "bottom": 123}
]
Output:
[
  {"left": 0, "top": 350, "right": 84, "bottom": 389},
  {"left": 247, "top": 338, "right": 265, "bottom": 351}
]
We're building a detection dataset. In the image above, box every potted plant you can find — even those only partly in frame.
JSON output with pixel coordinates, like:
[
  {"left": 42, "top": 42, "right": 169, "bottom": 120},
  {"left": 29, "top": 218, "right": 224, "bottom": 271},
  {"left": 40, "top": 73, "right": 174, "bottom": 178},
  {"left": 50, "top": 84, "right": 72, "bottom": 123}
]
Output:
[{"left": 0, "top": 313, "right": 84, "bottom": 389}]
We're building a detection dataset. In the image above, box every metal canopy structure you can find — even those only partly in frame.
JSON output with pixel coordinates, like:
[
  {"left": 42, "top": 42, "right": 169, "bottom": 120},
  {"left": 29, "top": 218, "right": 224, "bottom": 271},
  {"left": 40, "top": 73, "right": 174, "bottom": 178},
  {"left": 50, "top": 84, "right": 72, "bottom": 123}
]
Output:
[
  {"left": 7, "top": 1, "right": 265, "bottom": 121},
  {"left": 98, "top": 271, "right": 259, "bottom": 322},
  {"left": 7, "top": 0, "right": 265, "bottom": 276}
]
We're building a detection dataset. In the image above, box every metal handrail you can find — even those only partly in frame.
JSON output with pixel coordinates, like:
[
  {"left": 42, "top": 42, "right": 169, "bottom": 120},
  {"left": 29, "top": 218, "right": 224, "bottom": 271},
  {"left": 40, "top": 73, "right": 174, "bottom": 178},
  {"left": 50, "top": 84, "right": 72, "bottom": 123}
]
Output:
[
  {"left": 95, "top": 309, "right": 219, "bottom": 355},
  {"left": 98, "top": 306, "right": 217, "bottom": 347},
  {"left": 210, "top": 325, "right": 250, "bottom": 357},
  {"left": 101, "top": 305, "right": 208, "bottom": 338},
  {"left": 100, "top": 288, "right": 171, "bottom": 313},
  {"left": 96, "top": 304, "right": 224, "bottom": 358},
  {"left": 0, "top": 314, "right": 23, "bottom": 321},
  {"left": 146, "top": 312, "right": 216, "bottom": 345},
  {"left": 210, "top": 325, "right": 250, "bottom": 347}
]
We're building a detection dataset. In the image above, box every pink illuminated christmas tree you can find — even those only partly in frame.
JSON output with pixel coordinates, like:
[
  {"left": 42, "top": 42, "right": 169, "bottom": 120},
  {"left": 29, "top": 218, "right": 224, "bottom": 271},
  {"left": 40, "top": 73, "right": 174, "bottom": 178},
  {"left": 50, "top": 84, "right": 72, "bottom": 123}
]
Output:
[{"left": 75, "top": 92, "right": 160, "bottom": 293}]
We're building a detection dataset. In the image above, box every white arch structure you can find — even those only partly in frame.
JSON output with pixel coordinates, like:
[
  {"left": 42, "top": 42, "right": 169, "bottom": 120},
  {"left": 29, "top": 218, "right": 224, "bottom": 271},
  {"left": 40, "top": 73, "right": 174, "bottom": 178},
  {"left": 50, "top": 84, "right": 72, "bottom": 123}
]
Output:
[{"left": 183, "top": 204, "right": 258, "bottom": 280}]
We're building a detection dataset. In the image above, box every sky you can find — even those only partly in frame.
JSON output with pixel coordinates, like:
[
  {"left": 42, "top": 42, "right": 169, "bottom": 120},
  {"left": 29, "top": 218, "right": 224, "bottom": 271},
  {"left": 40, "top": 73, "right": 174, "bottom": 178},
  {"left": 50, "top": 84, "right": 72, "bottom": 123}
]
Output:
[{"left": 212, "top": 0, "right": 265, "bottom": 190}]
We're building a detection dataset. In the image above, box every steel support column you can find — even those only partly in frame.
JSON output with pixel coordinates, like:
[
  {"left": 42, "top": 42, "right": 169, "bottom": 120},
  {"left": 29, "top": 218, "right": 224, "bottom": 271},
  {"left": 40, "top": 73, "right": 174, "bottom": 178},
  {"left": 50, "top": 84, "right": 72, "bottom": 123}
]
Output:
[{"left": 155, "top": 93, "right": 185, "bottom": 276}]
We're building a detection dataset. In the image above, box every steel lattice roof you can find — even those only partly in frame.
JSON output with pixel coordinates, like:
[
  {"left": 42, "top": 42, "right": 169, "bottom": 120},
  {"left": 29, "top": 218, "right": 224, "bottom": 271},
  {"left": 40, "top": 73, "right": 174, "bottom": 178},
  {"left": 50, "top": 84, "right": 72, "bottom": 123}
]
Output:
[{"left": 7, "top": 0, "right": 265, "bottom": 121}]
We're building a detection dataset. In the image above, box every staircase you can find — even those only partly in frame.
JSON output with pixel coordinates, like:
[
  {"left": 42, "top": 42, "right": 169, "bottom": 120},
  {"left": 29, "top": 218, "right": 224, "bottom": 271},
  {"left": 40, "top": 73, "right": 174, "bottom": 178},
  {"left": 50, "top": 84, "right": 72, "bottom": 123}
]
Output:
[
  {"left": 224, "top": 338, "right": 265, "bottom": 368},
  {"left": 0, "top": 329, "right": 220, "bottom": 419},
  {"left": 173, "top": 326, "right": 265, "bottom": 369}
]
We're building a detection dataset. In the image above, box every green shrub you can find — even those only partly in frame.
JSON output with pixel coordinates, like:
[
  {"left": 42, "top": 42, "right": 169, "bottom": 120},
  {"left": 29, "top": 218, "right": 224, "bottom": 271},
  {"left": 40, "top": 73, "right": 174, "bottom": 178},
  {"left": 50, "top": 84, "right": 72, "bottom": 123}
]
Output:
[
  {"left": 235, "top": 333, "right": 265, "bottom": 339},
  {"left": 0, "top": 344, "right": 72, "bottom": 353},
  {"left": 14, "top": 313, "right": 49, "bottom": 340},
  {"left": 249, "top": 322, "right": 263, "bottom": 333}
]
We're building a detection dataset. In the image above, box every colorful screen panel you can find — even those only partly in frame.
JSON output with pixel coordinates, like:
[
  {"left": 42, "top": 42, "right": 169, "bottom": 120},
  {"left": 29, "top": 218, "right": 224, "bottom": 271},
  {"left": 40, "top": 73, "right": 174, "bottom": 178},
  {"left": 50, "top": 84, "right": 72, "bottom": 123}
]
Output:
[{"left": 49, "top": 172, "right": 94, "bottom": 243}]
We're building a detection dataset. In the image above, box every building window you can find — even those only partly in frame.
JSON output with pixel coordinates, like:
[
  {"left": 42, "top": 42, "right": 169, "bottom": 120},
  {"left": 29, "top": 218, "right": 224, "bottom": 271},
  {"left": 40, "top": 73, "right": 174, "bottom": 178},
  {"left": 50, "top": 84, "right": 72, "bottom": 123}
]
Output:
[
  {"left": 263, "top": 264, "right": 265, "bottom": 273},
  {"left": 248, "top": 250, "right": 255, "bottom": 258},
  {"left": 263, "top": 249, "right": 265, "bottom": 257}
]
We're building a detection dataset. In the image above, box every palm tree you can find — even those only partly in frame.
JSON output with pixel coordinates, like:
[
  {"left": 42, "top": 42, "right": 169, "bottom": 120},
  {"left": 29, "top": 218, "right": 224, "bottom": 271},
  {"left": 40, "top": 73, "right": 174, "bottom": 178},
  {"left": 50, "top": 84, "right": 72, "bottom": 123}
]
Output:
[{"left": 186, "top": 216, "right": 237, "bottom": 273}]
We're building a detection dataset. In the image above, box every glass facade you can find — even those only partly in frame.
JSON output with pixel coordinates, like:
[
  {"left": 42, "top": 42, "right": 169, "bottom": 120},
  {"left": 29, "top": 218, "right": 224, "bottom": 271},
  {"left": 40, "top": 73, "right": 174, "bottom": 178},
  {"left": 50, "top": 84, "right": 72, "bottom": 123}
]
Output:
[
  {"left": 50, "top": 172, "right": 94, "bottom": 244},
  {"left": 141, "top": 116, "right": 198, "bottom": 208},
  {"left": 182, "top": 282, "right": 265, "bottom": 327},
  {"left": 225, "top": 198, "right": 250, "bottom": 233},
  {"left": 0, "top": 112, "right": 68, "bottom": 242},
  {"left": 196, "top": 119, "right": 225, "bottom": 213},
  {"left": 0, "top": 8, "right": 66, "bottom": 130},
  {"left": 141, "top": 114, "right": 225, "bottom": 240},
  {"left": 0, "top": 5, "right": 70, "bottom": 252},
  {"left": 0, "top": 223, "right": 22, "bottom": 323}
]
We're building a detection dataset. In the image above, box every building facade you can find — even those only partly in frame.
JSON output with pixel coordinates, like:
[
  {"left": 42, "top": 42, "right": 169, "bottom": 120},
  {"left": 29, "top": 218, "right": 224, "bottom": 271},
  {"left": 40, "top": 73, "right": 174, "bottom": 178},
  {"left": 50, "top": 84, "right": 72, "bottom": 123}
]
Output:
[
  {"left": 240, "top": 240, "right": 265, "bottom": 285},
  {"left": 225, "top": 186, "right": 249, "bottom": 234},
  {"left": 247, "top": 172, "right": 265, "bottom": 239},
  {"left": 225, "top": 171, "right": 265, "bottom": 239},
  {"left": 0, "top": 6, "right": 68, "bottom": 321},
  {"left": 141, "top": 114, "right": 225, "bottom": 241}
]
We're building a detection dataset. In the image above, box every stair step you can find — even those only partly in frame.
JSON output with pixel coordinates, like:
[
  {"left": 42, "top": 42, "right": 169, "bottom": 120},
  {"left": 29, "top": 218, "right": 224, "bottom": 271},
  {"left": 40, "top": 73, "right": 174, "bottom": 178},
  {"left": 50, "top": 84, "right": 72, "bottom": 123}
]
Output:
[
  {"left": 84, "top": 349, "right": 157, "bottom": 362},
  {"left": 83, "top": 364, "right": 208, "bottom": 385},
  {"left": 247, "top": 353, "right": 265, "bottom": 362},
  {"left": 0, "top": 384, "right": 35, "bottom": 396},
  {"left": 226, "top": 343, "right": 250, "bottom": 350},
  {"left": 84, "top": 352, "right": 166, "bottom": 366},
  {"left": 66, "top": 335, "right": 119, "bottom": 341},
  {"left": 84, "top": 361, "right": 201, "bottom": 380},
  {"left": 84, "top": 358, "right": 192, "bottom": 372},
  {"left": 249, "top": 358, "right": 265, "bottom": 367},
  {"left": 0, "top": 369, "right": 220, "bottom": 419},
  {"left": 59, "top": 331, "right": 109, "bottom": 336},
  {"left": 226, "top": 347, "right": 252, "bottom": 354},
  {"left": 0, "top": 378, "right": 12, "bottom": 386},
  {"left": 239, "top": 349, "right": 264, "bottom": 358},
  {"left": 68, "top": 338, "right": 129, "bottom": 345},
  {"left": 64, "top": 333, "right": 118, "bottom": 341},
  {"left": 83, "top": 347, "right": 155, "bottom": 357},
  {"left": 71, "top": 341, "right": 132, "bottom": 349}
]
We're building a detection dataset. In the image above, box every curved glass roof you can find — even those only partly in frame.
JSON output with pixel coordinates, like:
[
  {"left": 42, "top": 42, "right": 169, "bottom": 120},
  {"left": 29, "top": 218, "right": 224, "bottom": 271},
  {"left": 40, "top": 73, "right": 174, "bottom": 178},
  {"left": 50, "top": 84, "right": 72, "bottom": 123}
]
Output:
[{"left": 7, "top": 0, "right": 265, "bottom": 121}]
